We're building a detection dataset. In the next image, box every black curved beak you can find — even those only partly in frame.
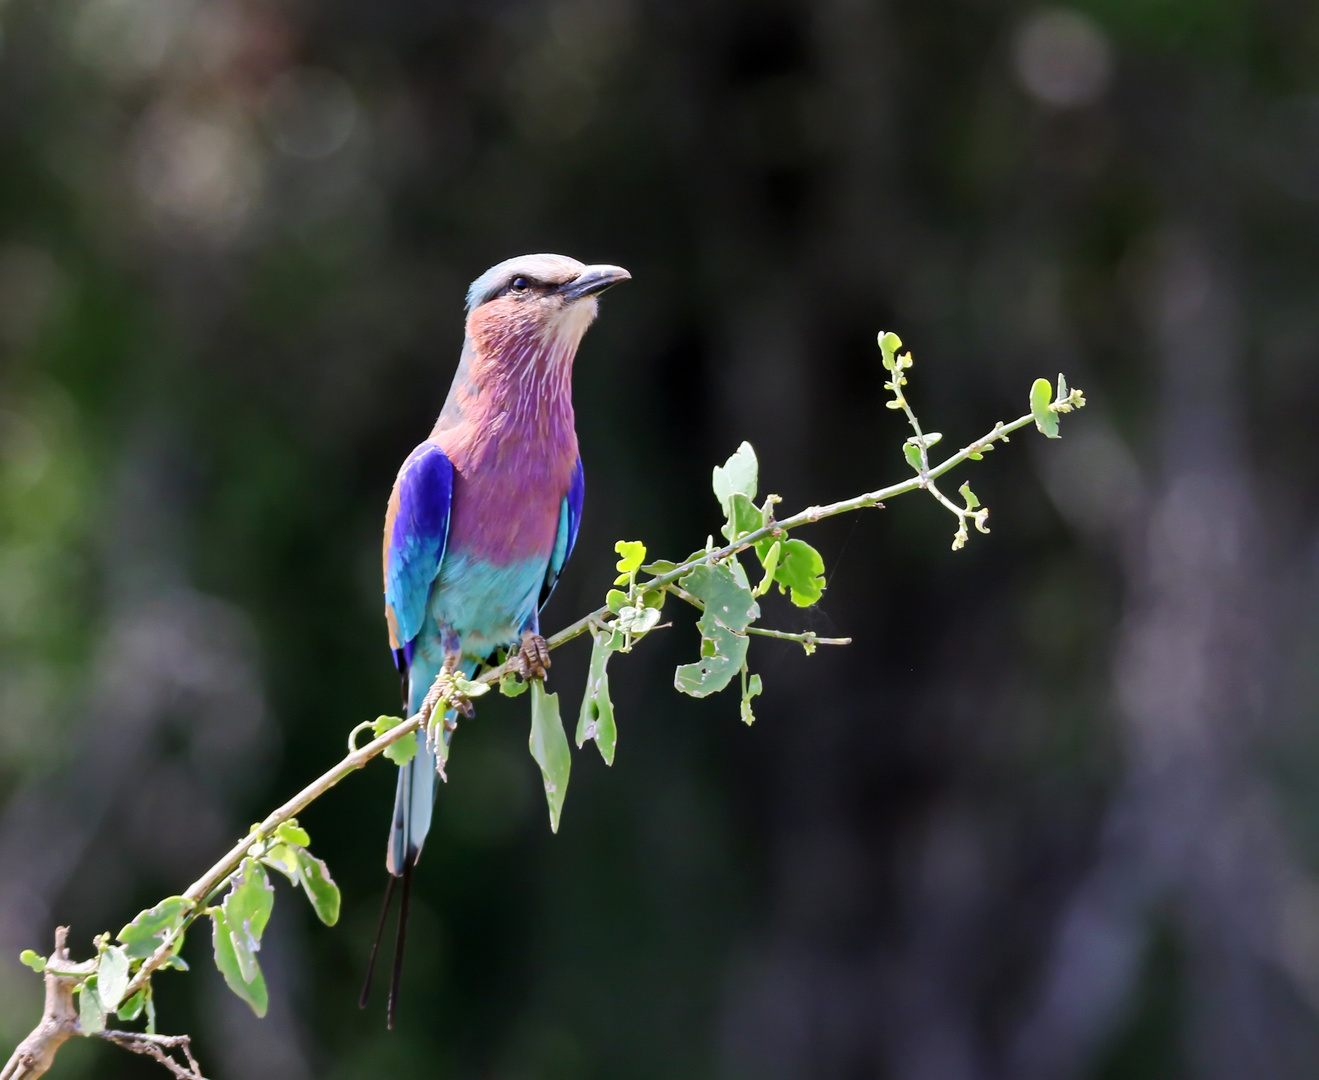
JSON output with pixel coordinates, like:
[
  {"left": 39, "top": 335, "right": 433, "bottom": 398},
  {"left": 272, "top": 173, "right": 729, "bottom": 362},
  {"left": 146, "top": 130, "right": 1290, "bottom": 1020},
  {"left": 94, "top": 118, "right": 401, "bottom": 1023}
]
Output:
[{"left": 559, "top": 264, "right": 631, "bottom": 302}]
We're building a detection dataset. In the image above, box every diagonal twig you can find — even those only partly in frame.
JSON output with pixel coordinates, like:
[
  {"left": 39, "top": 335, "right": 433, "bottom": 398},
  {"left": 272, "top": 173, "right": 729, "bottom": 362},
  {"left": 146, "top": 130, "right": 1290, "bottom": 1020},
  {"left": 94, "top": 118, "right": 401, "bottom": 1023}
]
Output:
[{"left": 98, "top": 1031, "right": 206, "bottom": 1080}]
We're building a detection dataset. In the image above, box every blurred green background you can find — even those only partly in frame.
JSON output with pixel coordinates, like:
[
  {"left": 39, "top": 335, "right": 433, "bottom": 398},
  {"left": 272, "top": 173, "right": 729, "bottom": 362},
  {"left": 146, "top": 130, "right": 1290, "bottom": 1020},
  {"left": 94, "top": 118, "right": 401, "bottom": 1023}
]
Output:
[{"left": 4, "top": 0, "right": 1319, "bottom": 1076}]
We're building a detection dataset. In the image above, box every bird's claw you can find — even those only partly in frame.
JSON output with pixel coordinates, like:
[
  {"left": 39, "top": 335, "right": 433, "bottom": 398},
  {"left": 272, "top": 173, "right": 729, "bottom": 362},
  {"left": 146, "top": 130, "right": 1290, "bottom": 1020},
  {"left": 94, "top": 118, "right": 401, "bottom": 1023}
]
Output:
[{"left": 516, "top": 631, "right": 551, "bottom": 681}]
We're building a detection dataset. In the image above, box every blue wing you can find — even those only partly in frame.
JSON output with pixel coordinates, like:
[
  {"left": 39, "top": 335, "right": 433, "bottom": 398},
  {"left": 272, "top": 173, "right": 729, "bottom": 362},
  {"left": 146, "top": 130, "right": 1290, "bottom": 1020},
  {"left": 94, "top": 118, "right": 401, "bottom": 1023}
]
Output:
[
  {"left": 384, "top": 442, "right": 454, "bottom": 653},
  {"left": 539, "top": 456, "right": 584, "bottom": 612}
]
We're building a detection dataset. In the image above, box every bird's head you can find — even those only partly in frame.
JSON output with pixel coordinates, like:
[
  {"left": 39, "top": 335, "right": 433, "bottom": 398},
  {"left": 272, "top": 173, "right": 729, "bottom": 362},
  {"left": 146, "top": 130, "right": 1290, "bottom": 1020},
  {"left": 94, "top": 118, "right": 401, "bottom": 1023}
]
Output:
[{"left": 463, "top": 254, "right": 630, "bottom": 365}]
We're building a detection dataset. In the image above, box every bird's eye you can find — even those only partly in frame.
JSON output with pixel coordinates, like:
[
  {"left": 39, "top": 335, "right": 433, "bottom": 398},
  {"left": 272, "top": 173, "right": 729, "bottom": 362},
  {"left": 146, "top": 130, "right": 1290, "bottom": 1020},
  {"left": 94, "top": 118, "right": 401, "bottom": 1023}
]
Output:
[{"left": 510, "top": 276, "right": 530, "bottom": 293}]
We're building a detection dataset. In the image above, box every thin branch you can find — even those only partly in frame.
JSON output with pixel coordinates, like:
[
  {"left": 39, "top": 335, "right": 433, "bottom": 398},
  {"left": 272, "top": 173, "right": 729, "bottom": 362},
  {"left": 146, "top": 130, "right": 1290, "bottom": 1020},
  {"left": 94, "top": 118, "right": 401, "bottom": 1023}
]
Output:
[
  {"left": 98, "top": 1032, "right": 205, "bottom": 1080},
  {"left": 7, "top": 399, "right": 1063, "bottom": 1078},
  {"left": 542, "top": 410, "right": 1038, "bottom": 657},
  {"left": 744, "top": 627, "right": 851, "bottom": 646},
  {"left": 119, "top": 406, "right": 1045, "bottom": 1001}
]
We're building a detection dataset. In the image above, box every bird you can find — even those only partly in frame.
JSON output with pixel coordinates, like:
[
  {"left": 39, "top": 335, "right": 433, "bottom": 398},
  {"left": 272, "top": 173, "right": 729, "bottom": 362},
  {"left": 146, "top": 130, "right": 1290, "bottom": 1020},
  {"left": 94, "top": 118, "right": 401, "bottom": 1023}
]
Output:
[{"left": 360, "top": 254, "right": 630, "bottom": 1028}]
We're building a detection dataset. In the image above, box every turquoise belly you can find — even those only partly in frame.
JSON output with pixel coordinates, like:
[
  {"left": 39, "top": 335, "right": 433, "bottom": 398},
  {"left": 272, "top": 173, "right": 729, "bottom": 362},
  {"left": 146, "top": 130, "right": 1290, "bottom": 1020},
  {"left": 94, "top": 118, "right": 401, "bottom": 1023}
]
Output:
[{"left": 419, "top": 550, "right": 546, "bottom": 664}]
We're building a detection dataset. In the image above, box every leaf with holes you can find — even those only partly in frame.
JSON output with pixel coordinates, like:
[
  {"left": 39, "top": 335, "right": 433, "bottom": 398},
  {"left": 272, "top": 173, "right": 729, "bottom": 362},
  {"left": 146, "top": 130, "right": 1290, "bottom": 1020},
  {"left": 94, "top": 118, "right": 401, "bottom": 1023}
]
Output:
[
  {"left": 740, "top": 666, "right": 763, "bottom": 726},
  {"left": 681, "top": 562, "right": 759, "bottom": 633},
  {"left": 212, "top": 858, "right": 274, "bottom": 1017},
  {"left": 674, "top": 609, "right": 750, "bottom": 698},
  {"left": 575, "top": 632, "right": 617, "bottom": 765},
  {"left": 212, "top": 908, "right": 267, "bottom": 1018}
]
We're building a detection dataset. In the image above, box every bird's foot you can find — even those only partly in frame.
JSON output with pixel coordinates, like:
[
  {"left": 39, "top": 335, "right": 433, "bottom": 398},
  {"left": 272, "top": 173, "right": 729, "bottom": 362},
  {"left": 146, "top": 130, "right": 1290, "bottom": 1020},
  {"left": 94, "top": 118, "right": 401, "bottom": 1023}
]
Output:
[
  {"left": 424, "top": 656, "right": 476, "bottom": 728},
  {"left": 516, "top": 631, "right": 551, "bottom": 681}
]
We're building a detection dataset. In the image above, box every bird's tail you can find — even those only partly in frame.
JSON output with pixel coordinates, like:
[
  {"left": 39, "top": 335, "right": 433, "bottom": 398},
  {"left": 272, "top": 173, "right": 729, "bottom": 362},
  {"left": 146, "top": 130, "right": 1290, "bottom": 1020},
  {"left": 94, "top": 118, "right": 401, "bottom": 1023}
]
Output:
[
  {"left": 360, "top": 656, "right": 474, "bottom": 1028},
  {"left": 387, "top": 729, "right": 439, "bottom": 876}
]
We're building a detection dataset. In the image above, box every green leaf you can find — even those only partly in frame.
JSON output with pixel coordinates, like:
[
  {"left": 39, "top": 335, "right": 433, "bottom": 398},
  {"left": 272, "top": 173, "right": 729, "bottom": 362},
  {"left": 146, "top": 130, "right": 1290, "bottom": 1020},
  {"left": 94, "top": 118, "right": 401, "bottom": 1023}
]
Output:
[
  {"left": 213, "top": 858, "right": 274, "bottom": 1017},
  {"left": 753, "top": 535, "right": 777, "bottom": 563},
  {"left": 641, "top": 549, "right": 706, "bottom": 577},
  {"left": 754, "top": 540, "right": 781, "bottom": 597},
  {"left": 740, "top": 668, "right": 763, "bottom": 726},
  {"left": 575, "top": 634, "right": 617, "bottom": 765},
  {"left": 451, "top": 674, "right": 490, "bottom": 700},
  {"left": 616, "top": 605, "right": 661, "bottom": 635},
  {"left": 606, "top": 589, "right": 628, "bottom": 613},
  {"left": 904, "top": 433, "right": 942, "bottom": 472},
  {"left": 680, "top": 562, "right": 759, "bottom": 633},
  {"left": 117, "top": 987, "right": 146, "bottom": 1022},
  {"left": 642, "top": 588, "right": 666, "bottom": 611},
  {"left": 227, "top": 859, "right": 275, "bottom": 943},
  {"left": 577, "top": 630, "right": 617, "bottom": 764},
  {"left": 97, "top": 944, "right": 131, "bottom": 1012},
  {"left": 639, "top": 559, "right": 677, "bottom": 574},
  {"left": 500, "top": 672, "right": 530, "bottom": 697},
  {"left": 674, "top": 609, "right": 749, "bottom": 698},
  {"left": 145, "top": 991, "right": 157, "bottom": 1034},
  {"left": 261, "top": 843, "right": 301, "bottom": 884},
  {"left": 529, "top": 681, "right": 571, "bottom": 833},
  {"left": 712, "top": 442, "right": 758, "bottom": 518},
  {"left": 1031, "top": 377, "right": 1059, "bottom": 437},
  {"left": 383, "top": 729, "right": 418, "bottom": 767},
  {"left": 18, "top": 950, "right": 45, "bottom": 973},
  {"left": 275, "top": 821, "right": 310, "bottom": 847},
  {"left": 774, "top": 539, "right": 826, "bottom": 607},
  {"left": 721, "top": 492, "right": 762, "bottom": 542},
  {"left": 370, "top": 714, "right": 405, "bottom": 748},
  {"left": 959, "top": 481, "right": 980, "bottom": 509},
  {"left": 119, "top": 896, "right": 192, "bottom": 960},
  {"left": 211, "top": 909, "right": 267, "bottom": 1017},
  {"left": 614, "top": 540, "right": 646, "bottom": 575},
  {"left": 878, "top": 330, "right": 902, "bottom": 370},
  {"left": 1057, "top": 372, "right": 1069, "bottom": 399},
  {"left": 79, "top": 976, "right": 105, "bottom": 1035},
  {"left": 294, "top": 848, "right": 341, "bottom": 926}
]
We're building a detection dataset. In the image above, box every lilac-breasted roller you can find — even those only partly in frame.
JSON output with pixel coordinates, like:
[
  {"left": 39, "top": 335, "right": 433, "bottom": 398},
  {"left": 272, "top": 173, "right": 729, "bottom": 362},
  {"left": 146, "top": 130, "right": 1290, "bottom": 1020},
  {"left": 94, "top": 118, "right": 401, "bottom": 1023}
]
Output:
[{"left": 363, "top": 254, "right": 629, "bottom": 1027}]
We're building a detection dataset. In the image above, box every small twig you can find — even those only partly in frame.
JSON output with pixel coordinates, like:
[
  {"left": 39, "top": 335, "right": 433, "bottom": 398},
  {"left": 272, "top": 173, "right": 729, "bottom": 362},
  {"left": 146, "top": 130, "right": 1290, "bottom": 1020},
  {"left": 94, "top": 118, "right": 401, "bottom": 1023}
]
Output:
[
  {"left": 664, "top": 582, "right": 703, "bottom": 608},
  {"left": 98, "top": 1032, "right": 205, "bottom": 1079},
  {"left": 744, "top": 627, "right": 851, "bottom": 646}
]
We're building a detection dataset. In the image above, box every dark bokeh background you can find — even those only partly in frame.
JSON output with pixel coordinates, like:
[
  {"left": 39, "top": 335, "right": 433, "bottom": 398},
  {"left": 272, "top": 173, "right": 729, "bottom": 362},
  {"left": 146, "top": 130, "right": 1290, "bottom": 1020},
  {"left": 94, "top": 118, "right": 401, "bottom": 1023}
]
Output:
[{"left": 4, "top": 0, "right": 1319, "bottom": 1076}]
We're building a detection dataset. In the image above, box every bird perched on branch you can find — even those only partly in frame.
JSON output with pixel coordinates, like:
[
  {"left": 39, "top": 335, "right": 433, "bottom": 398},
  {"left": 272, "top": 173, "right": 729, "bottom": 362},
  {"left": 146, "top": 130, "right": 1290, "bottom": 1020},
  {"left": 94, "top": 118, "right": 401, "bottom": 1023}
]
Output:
[{"left": 361, "top": 254, "right": 630, "bottom": 1028}]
